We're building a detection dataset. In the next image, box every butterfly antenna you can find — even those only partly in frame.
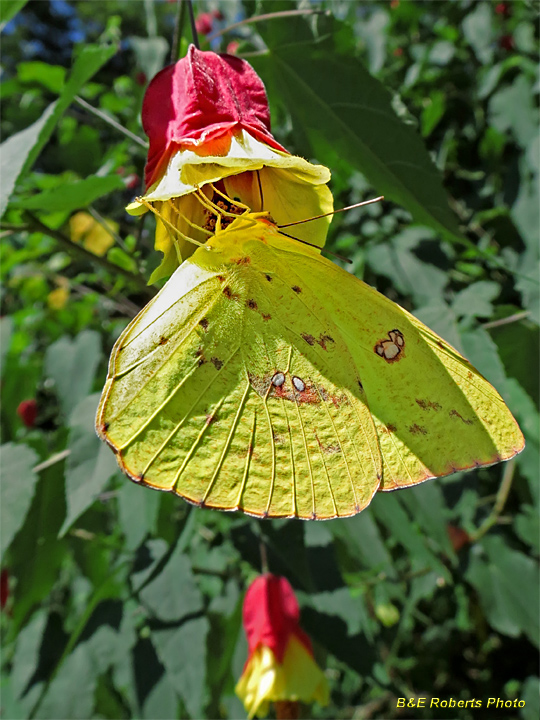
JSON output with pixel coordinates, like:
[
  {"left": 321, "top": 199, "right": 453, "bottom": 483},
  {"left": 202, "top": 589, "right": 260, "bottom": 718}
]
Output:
[
  {"left": 277, "top": 228, "right": 353, "bottom": 265},
  {"left": 209, "top": 183, "right": 251, "bottom": 215},
  {"left": 137, "top": 197, "right": 206, "bottom": 248},
  {"left": 277, "top": 196, "right": 384, "bottom": 229},
  {"left": 256, "top": 170, "right": 264, "bottom": 210}
]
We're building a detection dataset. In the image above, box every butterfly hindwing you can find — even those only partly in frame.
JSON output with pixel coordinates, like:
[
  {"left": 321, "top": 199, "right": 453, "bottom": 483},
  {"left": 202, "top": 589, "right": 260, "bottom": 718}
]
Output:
[{"left": 97, "top": 215, "right": 523, "bottom": 519}]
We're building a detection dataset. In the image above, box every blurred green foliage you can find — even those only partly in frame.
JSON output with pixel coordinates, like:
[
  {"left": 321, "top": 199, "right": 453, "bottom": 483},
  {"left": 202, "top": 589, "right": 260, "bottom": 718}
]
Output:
[{"left": 1, "top": 1, "right": 538, "bottom": 719}]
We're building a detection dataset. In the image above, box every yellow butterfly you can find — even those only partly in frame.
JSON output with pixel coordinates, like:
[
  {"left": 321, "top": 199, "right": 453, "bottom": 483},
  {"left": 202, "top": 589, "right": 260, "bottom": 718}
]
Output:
[{"left": 96, "top": 205, "right": 524, "bottom": 519}]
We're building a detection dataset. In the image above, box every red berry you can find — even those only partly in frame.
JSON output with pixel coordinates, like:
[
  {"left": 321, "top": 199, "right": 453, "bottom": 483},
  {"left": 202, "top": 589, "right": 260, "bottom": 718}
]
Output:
[
  {"left": 226, "top": 41, "right": 240, "bottom": 55},
  {"left": 212, "top": 10, "right": 224, "bottom": 21},
  {"left": 495, "top": 3, "right": 511, "bottom": 18},
  {"left": 447, "top": 524, "right": 470, "bottom": 552},
  {"left": 499, "top": 34, "right": 515, "bottom": 51},
  {"left": 0, "top": 569, "right": 9, "bottom": 610},
  {"left": 195, "top": 13, "right": 213, "bottom": 36},
  {"left": 17, "top": 399, "right": 37, "bottom": 428}
]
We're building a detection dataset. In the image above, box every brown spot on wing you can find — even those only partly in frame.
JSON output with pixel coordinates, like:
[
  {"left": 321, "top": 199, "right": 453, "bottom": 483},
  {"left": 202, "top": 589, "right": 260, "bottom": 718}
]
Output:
[
  {"left": 217, "top": 275, "right": 225, "bottom": 282},
  {"left": 199, "top": 318, "right": 209, "bottom": 331},
  {"left": 247, "top": 299, "right": 258, "bottom": 309},
  {"left": 265, "top": 274, "right": 272, "bottom": 282},
  {"left": 159, "top": 336, "right": 168, "bottom": 345},
  {"left": 292, "top": 285, "right": 302, "bottom": 293},
  {"left": 374, "top": 329, "right": 405, "bottom": 363},
  {"left": 301, "top": 333, "right": 315, "bottom": 345},
  {"left": 416, "top": 398, "right": 442, "bottom": 411},
  {"left": 409, "top": 423, "right": 428, "bottom": 435},
  {"left": 222, "top": 286, "right": 239, "bottom": 300},
  {"left": 211, "top": 357, "right": 223, "bottom": 370},
  {"left": 449, "top": 409, "right": 474, "bottom": 425},
  {"left": 232, "top": 256, "right": 251, "bottom": 265},
  {"left": 262, "top": 313, "right": 272, "bottom": 321}
]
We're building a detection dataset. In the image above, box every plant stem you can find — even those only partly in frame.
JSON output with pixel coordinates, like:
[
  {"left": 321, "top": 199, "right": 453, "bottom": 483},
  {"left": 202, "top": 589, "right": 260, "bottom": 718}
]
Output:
[
  {"left": 483, "top": 311, "right": 530, "bottom": 329},
  {"left": 74, "top": 96, "right": 148, "bottom": 149},
  {"left": 469, "top": 459, "right": 516, "bottom": 543},
  {"left": 185, "top": 0, "right": 199, "bottom": 49},
  {"left": 207, "top": 9, "right": 327, "bottom": 43},
  {"left": 171, "top": 0, "right": 186, "bottom": 63}
]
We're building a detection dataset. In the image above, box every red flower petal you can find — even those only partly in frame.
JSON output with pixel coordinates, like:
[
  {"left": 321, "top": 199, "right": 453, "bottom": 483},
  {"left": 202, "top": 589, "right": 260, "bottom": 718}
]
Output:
[
  {"left": 243, "top": 574, "right": 313, "bottom": 664},
  {"left": 142, "top": 45, "right": 286, "bottom": 188}
]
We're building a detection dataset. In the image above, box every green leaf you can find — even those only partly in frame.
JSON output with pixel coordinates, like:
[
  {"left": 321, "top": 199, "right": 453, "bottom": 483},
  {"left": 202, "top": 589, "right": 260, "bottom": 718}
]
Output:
[
  {"left": 414, "top": 302, "right": 463, "bottom": 351},
  {"left": 142, "top": 674, "right": 179, "bottom": 720},
  {"left": 0, "top": 316, "right": 13, "bottom": 377},
  {"left": 370, "top": 493, "right": 447, "bottom": 575},
  {"left": 0, "top": 443, "right": 39, "bottom": 562},
  {"left": 60, "top": 394, "right": 119, "bottom": 536},
  {"left": 17, "top": 61, "right": 66, "bottom": 93},
  {"left": 151, "top": 617, "right": 209, "bottom": 720},
  {"left": 8, "top": 465, "right": 68, "bottom": 629},
  {"left": 0, "top": 42, "right": 117, "bottom": 217},
  {"left": 462, "top": 1, "right": 494, "bottom": 65},
  {"left": 129, "top": 36, "right": 169, "bottom": 81},
  {"left": 365, "top": 227, "right": 448, "bottom": 306},
  {"left": 0, "top": 0, "right": 29, "bottom": 29},
  {"left": 520, "top": 677, "right": 540, "bottom": 720},
  {"left": 117, "top": 481, "right": 160, "bottom": 551},
  {"left": 139, "top": 544, "right": 203, "bottom": 622},
  {"left": 10, "top": 611, "right": 47, "bottom": 709},
  {"left": 466, "top": 536, "right": 540, "bottom": 647},
  {"left": 252, "top": 13, "right": 465, "bottom": 245},
  {"left": 15, "top": 175, "right": 124, "bottom": 214},
  {"left": 452, "top": 281, "right": 500, "bottom": 320},
  {"left": 38, "top": 644, "right": 97, "bottom": 719},
  {"left": 0, "top": 103, "right": 57, "bottom": 219},
  {"left": 44, "top": 330, "right": 102, "bottom": 417}
]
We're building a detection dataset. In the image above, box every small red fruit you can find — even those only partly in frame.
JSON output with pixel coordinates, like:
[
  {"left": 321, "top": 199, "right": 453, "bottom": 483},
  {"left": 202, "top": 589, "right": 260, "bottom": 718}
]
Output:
[
  {"left": 0, "top": 569, "right": 9, "bottom": 610},
  {"left": 195, "top": 13, "right": 213, "bottom": 36},
  {"left": 499, "top": 34, "right": 515, "bottom": 51},
  {"left": 17, "top": 399, "right": 38, "bottom": 428},
  {"left": 226, "top": 41, "right": 240, "bottom": 55},
  {"left": 495, "top": 3, "right": 511, "bottom": 18},
  {"left": 447, "top": 524, "right": 470, "bottom": 552}
]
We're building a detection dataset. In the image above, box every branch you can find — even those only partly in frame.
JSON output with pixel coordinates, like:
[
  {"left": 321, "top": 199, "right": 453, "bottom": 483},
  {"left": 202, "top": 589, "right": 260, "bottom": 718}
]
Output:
[
  {"left": 24, "top": 213, "right": 155, "bottom": 298},
  {"left": 469, "top": 459, "right": 516, "bottom": 543},
  {"left": 207, "top": 9, "right": 327, "bottom": 43},
  {"left": 74, "top": 96, "right": 148, "bottom": 149}
]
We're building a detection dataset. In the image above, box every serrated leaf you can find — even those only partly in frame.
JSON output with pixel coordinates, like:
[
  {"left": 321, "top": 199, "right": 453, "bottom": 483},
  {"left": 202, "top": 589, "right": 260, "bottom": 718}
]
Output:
[
  {"left": 452, "top": 281, "right": 500, "bottom": 320},
  {"left": 252, "top": 13, "right": 465, "bottom": 244},
  {"left": 139, "top": 544, "right": 202, "bottom": 622},
  {"left": 152, "top": 617, "right": 209, "bottom": 720},
  {"left": 44, "top": 330, "right": 102, "bottom": 417},
  {"left": 466, "top": 536, "right": 540, "bottom": 647},
  {"left": 0, "top": 443, "right": 39, "bottom": 562},
  {"left": 60, "top": 394, "right": 119, "bottom": 536}
]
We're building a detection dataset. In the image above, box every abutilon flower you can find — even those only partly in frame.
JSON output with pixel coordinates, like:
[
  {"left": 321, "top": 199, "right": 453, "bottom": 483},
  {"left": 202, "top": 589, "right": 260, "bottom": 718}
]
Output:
[
  {"left": 129, "top": 45, "right": 333, "bottom": 283},
  {"left": 235, "top": 574, "right": 329, "bottom": 718}
]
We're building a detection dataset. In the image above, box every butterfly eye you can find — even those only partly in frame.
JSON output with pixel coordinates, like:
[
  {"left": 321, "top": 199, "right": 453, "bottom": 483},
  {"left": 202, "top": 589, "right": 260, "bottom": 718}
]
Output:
[
  {"left": 271, "top": 372, "right": 285, "bottom": 387},
  {"left": 292, "top": 376, "right": 306, "bottom": 392}
]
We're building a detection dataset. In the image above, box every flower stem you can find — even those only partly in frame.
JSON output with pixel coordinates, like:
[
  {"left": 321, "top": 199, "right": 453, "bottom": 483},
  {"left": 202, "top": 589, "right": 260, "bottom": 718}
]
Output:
[
  {"left": 469, "top": 459, "right": 516, "bottom": 543},
  {"left": 170, "top": 0, "right": 186, "bottom": 63},
  {"left": 185, "top": 0, "right": 200, "bottom": 49},
  {"left": 207, "top": 9, "right": 327, "bottom": 43}
]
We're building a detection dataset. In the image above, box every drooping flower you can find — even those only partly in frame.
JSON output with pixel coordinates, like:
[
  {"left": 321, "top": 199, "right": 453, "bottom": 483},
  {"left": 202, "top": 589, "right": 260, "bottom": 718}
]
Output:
[
  {"left": 235, "top": 574, "right": 329, "bottom": 719},
  {"left": 130, "top": 45, "right": 333, "bottom": 283}
]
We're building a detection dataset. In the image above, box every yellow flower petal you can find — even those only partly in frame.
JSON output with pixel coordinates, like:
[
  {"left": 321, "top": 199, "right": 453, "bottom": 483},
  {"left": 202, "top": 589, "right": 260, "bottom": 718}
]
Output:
[
  {"left": 69, "top": 212, "right": 118, "bottom": 257},
  {"left": 130, "top": 130, "right": 333, "bottom": 282},
  {"left": 47, "top": 286, "right": 69, "bottom": 310},
  {"left": 235, "top": 636, "right": 329, "bottom": 719}
]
